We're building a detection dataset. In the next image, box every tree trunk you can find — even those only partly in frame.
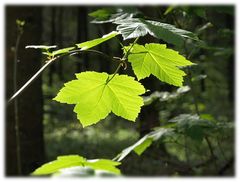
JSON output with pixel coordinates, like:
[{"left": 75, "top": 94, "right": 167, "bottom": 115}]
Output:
[
  {"left": 48, "top": 7, "right": 56, "bottom": 86},
  {"left": 76, "top": 7, "right": 89, "bottom": 72},
  {"left": 6, "top": 6, "right": 45, "bottom": 176}
]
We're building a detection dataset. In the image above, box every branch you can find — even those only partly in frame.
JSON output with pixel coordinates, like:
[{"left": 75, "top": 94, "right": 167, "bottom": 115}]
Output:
[
  {"left": 106, "top": 37, "right": 139, "bottom": 83},
  {"left": 218, "top": 157, "right": 234, "bottom": 175},
  {"left": 7, "top": 48, "right": 119, "bottom": 104},
  {"left": 7, "top": 57, "right": 58, "bottom": 105}
]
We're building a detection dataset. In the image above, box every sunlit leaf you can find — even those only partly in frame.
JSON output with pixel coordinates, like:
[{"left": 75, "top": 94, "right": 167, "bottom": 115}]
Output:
[
  {"left": 32, "top": 155, "right": 121, "bottom": 175},
  {"left": 85, "top": 159, "right": 121, "bottom": 174},
  {"left": 75, "top": 31, "right": 119, "bottom": 50},
  {"left": 52, "top": 47, "right": 75, "bottom": 57},
  {"left": 54, "top": 71, "right": 146, "bottom": 127},
  {"left": 32, "top": 155, "right": 86, "bottom": 175},
  {"left": 126, "top": 43, "right": 194, "bottom": 86},
  {"left": 164, "top": 6, "right": 176, "bottom": 15}
]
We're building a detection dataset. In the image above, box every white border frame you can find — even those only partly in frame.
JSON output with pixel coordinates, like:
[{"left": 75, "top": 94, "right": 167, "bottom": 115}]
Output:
[{"left": 0, "top": 0, "right": 238, "bottom": 181}]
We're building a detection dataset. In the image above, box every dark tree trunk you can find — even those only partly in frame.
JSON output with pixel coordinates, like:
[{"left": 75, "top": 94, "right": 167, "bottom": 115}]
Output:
[
  {"left": 6, "top": 6, "right": 45, "bottom": 176},
  {"left": 57, "top": 7, "right": 64, "bottom": 81},
  {"left": 48, "top": 7, "right": 56, "bottom": 86},
  {"left": 76, "top": 7, "right": 89, "bottom": 72},
  {"left": 226, "top": 14, "right": 234, "bottom": 105}
]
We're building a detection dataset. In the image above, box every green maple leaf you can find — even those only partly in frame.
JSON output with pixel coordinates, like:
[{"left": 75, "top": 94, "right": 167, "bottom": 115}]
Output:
[
  {"left": 126, "top": 43, "right": 194, "bottom": 87},
  {"left": 32, "top": 155, "right": 86, "bottom": 175},
  {"left": 32, "top": 155, "right": 121, "bottom": 175},
  {"left": 54, "top": 71, "right": 146, "bottom": 127},
  {"left": 115, "top": 18, "right": 199, "bottom": 46}
]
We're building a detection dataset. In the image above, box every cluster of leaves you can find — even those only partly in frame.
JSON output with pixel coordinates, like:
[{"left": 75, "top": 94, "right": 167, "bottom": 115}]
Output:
[
  {"left": 28, "top": 10, "right": 197, "bottom": 128},
  {"left": 34, "top": 112, "right": 233, "bottom": 176},
  {"left": 113, "top": 113, "right": 233, "bottom": 162},
  {"left": 31, "top": 6, "right": 224, "bottom": 176},
  {"left": 90, "top": 7, "right": 199, "bottom": 46}
]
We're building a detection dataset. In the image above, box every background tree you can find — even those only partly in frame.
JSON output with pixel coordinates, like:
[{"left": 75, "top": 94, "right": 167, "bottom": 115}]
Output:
[{"left": 6, "top": 6, "right": 45, "bottom": 175}]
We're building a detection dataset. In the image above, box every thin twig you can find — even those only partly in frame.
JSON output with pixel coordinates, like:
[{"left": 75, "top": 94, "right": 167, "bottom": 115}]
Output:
[
  {"left": 106, "top": 37, "right": 139, "bottom": 84},
  {"left": 8, "top": 57, "right": 58, "bottom": 105},
  {"left": 106, "top": 63, "right": 123, "bottom": 84},
  {"left": 205, "top": 136, "right": 218, "bottom": 170},
  {"left": 69, "top": 49, "right": 116, "bottom": 63},
  {"left": 7, "top": 49, "right": 119, "bottom": 104}
]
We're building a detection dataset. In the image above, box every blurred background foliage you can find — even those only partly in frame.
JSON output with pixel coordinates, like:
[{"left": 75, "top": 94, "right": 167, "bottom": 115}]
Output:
[{"left": 6, "top": 5, "right": 234, "bottom": 176}]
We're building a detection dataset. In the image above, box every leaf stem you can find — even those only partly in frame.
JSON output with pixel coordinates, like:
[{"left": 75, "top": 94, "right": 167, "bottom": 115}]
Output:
[
  {"left": 123, "top": 37, "right": 139, "bottom": 59},
  {"left": 105, "top": 63, "right": 123, "bottom": 84},
  {"left": 106, "top": 37, "right": 139, "bottom": 84},
  {"left": 69, "top": 49, "right": 117, "bottom": 63}
]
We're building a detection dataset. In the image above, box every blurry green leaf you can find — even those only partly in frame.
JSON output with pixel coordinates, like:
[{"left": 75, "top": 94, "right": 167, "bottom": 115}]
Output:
[
  {"left": 200, "top": 114, "right": 216, "bottom": 122},
  {"left": 54, "top": 71, "right": 145, "bottom": 127},
  {"left": 90, "top": 7, "right": 141, "bottom": 24},
  {"left": 134, "top": 137, "right": 153, "bottom": 155},
  {"left": 193, "top": 8, "right": 207, "bottom": 19},
  {"left": 16, "top": 19, "right": 25, "bottom": 26},
  {"left": 76, "top": 31, "right": 119, "bottom": 50},
  {"left": 36, "top": 31, "right": 119, "bottom": 57},
  {"left": 191, "top": 74, "right": 207, "bottom": 82},
  {"left": 114, "top": 135, "right": 152, "bottom": 161},
  {"left": 169, "top": 114, "right": 215, "bottom": 141},
  {"left": 216, "top": 122, "right": 234, "bottom": 130},
  {"left": 89, "top": 8, "right": 116, "bottom": 21},
  {"left": 164, "top": 6, "right": 176, "bottom": 15},
  {"left": 26, "top": 45, "right": 58, "bottom": 57},
  {"left": 116, "top": 18, "right": 199, "bottom": 46},
  {"left": 32, "top": 155, "right": 121, "bottom": 176},
  {"left": 85, "top": 159, "right": 121, "bottom": 174},
  {"left": 32, "top": 155, "right": 86, "bottom": 175},
  {"left": 143, "top": 86, "right": 190, "bottom": 105},
  {"left": 126, "top": 43, "right": 194, "bottom": 86},
  {"left": 52, "top": 47, "right": 75, "bottom": 57},
  {"left": 114, "top": 128, "right": 172, "bottom": 161}
]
